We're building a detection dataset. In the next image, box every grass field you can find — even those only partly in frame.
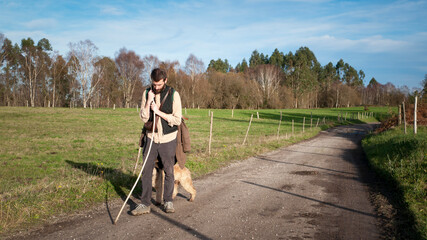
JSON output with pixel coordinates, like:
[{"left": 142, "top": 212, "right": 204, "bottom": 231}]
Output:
[
  {"left": 362, "top": 125, "right": 427, "bottom": 240},
  {"left": 0, "top": 106, "right": 389, "bottom": 235}
]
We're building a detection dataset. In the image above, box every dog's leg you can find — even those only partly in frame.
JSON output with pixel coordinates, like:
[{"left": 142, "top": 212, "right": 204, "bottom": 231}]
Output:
[
  {"left": 180, "top": 168, "right": 197, "bottom": 202},
  {"left": 172, "top": 180, "right": 179, "bottom": 200}
]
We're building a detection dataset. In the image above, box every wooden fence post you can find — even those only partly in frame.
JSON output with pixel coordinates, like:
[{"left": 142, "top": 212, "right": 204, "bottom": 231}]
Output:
[
  {"left": 303, "top": 117, "right": 305, "bottom": 133},
  {"left": 257, "top": 112, "right": 259, "bottom": 119},
  {"left": 113, "top": 104, "right": 116, "bottom": 110},
  {"left": 185, "top": 107, "right": 187, "bottom": 115},
  {"left": 403, "top": 101, "right": 407, "bottom": 134},
  {"left": 209, "top": 112, "right": 214, "bottom": 154},
  {"left": 316, "top": 118, "right": 320, "bottom": 128},
  {"left": 242, "top": 114, "right": 253, "bottom": 145},
  {"left": 398, "top": 104, "right": 402, "bottom": 125},
  {"left": 414, "top": 96, "right": 418, "bottom": 135},
  {"left": 292, "top": 119, "right": 294, "bottom": 136},
  {"left": 277, "top": 111, "right": 282, "bottom": 139},
  {"left": 232, "top": 108, "right": 234, "bottom": 118}
]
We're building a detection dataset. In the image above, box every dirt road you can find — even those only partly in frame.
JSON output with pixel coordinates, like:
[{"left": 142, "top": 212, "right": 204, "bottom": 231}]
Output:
[{"left": 12, "top": 123, "right": 384, "bottom": 239}]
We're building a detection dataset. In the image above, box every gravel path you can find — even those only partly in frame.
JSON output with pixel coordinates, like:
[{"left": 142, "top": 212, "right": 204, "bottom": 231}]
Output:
[{"left": 12, "top": 123, "right": 383, "bottom": 240}]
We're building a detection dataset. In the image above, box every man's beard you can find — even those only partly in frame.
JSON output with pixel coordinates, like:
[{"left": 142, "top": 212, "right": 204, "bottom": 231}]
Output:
[{"left": 153, "top": 85, "right": 165, "bottom": 94}]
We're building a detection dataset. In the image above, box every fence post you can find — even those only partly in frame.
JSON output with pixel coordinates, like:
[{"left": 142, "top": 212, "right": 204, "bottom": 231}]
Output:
[
  {"left": 113, "top": 104, "right": 116, "bottom": 110},
  {"left": 303, "top": 117, "right": 305, "bottom": 133},
  {"left": 185, "top": 107, "right": 187, "bottom": 115},
  {"left": 403, "top": 101, "right": 407, "bottom": 134},
  {"left": 316, "top": 118, "right": 320, "bottom": 128},
  {"left": 398, "top": 104, "right": 402, "bottom": 125},
  {"left": 414, "top": 96, "right": 418, "bottom": 135},
  {"left": 277, "top": 111, "right": 282, "bottom": 139},
  {"left": 242, "top": 114, "right": 253, "bottom": 145},
  {"left": 209, "top": 112, "right": 214, "bottom": 154},
  {"left": 232, "top": 108, "right": 234, "bottom": 118},
  {"left": 292, "top": 119, "right": 294, "bottom": 136},
  {"left": 257, "top": 112, "right": 259, "bottom": 119}
]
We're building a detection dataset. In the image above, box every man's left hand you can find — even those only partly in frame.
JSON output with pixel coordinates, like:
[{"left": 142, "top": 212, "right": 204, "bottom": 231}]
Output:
[{"left": 151, "top": 102, "right": 159, "bottom": 114}]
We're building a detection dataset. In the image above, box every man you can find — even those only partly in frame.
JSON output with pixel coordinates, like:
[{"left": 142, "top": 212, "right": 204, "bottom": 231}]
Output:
[{"left": 131, "top": 68, "right": 182, "bottom": 215}]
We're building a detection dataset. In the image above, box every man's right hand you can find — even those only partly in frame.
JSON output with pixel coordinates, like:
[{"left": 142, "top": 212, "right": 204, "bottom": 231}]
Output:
[{"left": 147, "top": 90, "right": 155, "bottom": 105}]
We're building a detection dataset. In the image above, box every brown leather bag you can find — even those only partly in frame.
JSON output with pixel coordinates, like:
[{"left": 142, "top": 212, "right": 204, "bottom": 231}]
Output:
[{"left": 144, "top": 88, "right": 172, "bottom": 132}]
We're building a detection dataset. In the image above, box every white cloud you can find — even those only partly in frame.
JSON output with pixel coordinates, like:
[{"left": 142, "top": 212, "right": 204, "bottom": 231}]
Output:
[
  {"left": 305, "top": 35, "right": 408, "bottom": 53},
  {"left": 99, "top": 5, "right": 125, "bottom": 16},
  {"left": 23, "top": 18, "right": 57, "bottom": 29}
]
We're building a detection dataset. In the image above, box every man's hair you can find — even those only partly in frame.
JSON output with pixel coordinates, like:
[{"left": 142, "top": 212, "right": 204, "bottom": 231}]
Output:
[{"left": 151, "top": 68, "right": 167, "bottom": 82}]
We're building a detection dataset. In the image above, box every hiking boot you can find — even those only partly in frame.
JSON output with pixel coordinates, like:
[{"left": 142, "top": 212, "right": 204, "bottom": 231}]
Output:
[
  {"left": 131, "top": 204, "right": 150, "bottom": 216},
  {"left": 164, "top": 201, "right": 175, "bottom": 213}
]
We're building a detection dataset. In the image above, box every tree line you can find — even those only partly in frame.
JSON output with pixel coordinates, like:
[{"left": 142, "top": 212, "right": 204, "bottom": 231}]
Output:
[{"left": 0, "top": 33, "right": 424, "bottom": 109}]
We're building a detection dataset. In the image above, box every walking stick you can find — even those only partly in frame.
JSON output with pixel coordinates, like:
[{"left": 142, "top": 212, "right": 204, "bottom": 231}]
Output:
[
  {"left": 132, "top": 146, "right": 142, "bottom": 175},
  {"left": 114, "top": 110, "right": 156, "bottom": 224}
]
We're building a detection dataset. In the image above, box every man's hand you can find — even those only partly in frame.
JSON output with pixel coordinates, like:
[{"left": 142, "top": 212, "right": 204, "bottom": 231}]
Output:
[
  {"left": 147, "top": 90, "right": 155, "bottom": 105},
  {"left": 150, "top": 102, "right": 160, "bottom": 114}
]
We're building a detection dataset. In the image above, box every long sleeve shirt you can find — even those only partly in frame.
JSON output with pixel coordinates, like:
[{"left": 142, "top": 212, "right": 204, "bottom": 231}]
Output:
[{"left": 139, "top": 89, "right": 182, "bottom": 144}]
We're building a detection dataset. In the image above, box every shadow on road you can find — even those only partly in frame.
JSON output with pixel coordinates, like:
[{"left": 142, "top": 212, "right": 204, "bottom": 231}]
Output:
[{"left": 242, "top": 180, "right": 380, "bottom": 219}]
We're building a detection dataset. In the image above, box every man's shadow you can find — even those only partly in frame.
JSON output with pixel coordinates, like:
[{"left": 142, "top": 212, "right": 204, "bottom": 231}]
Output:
[{"left": 65, "top": 160, "right": 145, "bottom": 223}]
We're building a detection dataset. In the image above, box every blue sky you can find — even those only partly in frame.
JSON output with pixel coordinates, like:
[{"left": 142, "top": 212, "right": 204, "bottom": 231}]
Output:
[{"left": 1, "top": 0, "right": 426, "bottom": 89}]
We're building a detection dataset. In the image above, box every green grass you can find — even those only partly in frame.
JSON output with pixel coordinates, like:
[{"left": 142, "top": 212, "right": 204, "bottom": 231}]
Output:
[
  {"left": 0, "top": 106, "right": 386, "bottom": 235},
  {"left": 362, "top": 126, "right": 427, "bottom": 240}
]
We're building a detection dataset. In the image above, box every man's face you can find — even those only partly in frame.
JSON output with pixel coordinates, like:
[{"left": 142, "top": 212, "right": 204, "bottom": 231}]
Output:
[{"left": 152, "top": 78, "right": 167, "bottom": 94}]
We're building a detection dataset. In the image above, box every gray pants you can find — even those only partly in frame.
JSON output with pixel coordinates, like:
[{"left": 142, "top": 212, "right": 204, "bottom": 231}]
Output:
[{"left": 140, "top": 138, "right": 176, "bottom": 206}]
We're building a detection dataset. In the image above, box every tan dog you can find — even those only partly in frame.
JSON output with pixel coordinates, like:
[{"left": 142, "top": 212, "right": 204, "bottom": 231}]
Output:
[{"left": 152, "top": 161, "right": 196, "bottom": 205}]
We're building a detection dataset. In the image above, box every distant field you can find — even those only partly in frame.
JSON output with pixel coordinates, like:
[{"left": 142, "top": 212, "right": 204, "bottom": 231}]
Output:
[{"left": 0, "top": 106, "right": 388, "bottom": 235}]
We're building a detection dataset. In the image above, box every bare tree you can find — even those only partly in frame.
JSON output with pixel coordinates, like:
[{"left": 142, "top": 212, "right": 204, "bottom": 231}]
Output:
[
  {"left": 20, "top": 38, "right": 52, "bottom": 107},
  {"left": 249, "top": 64, "right": 282, "bottom": 107},
  {"left": 115, "top": 48, "right": 144, "bottom": 108},
  {"left": 142, "top": 55, "right": 159, "bottom": 86},
  {"left": 67, "top": 40, "right": 100, "bottom": 108},
  {"left": 185, "top": 54, "right": 205, "bottom": 108}
]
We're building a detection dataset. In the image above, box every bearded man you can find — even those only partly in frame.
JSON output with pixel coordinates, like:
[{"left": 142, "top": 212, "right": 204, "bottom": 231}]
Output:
[{"left": 132, "top": 68, "right": 182, "bottom": 215}]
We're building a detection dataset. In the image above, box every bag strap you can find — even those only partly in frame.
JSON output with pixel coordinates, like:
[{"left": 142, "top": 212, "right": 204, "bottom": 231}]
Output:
[{"left": 159, "top": 87, "right": 172, "bottom": 109}]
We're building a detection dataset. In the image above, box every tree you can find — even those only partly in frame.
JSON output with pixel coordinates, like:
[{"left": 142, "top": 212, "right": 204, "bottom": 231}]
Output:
[
  {"left": 0, "top": 33, "right": 6, "bottom": 65},
  {"left": 95, "top": 57, "right": 119, "bottom": 108},
  {"left": 67, "top": 39, "right": 100, "bottom": 108},
  {"left": 249, "top": 50, "right": 263, "bottom": 68},
  {"left": 318, "top": 62, "right": 338, "bottom": 107},
  {"left": 0, "top": 36, "right": 21, "bottom": 106},
  {"left": 283, "top": 47, "right": 318, "bottom": 108},
  {"left": 20, "top": 37, "right": 52, "bottom": 107},
  {"left": 367, "top": 77, "right": 381, "bottom": 105},
  {"left": 142, "top": 55, "right": 160, "bottom": 86},
  {"left": 115, "top": 48, "right": 144, "bottom": 108},
  {"left": 249, "top": 64, "right": 282, "bottom": 107},
  {"left": 421, "top": 74, "right": 427, "bottom": 104},
  {"left": 269, "top": 48, "right": 284, "bottom": 68},
  {"left": 185, "top": 54, "right": 205, "bottom": 108},
  {"left": 207, "top": 58, "right": 230, "bottom": 73},
  {"left": 50, "top": 53, "right": 69, "bottom": 107},
  {"left": 235, "top": 58, "right": 248, "bottom": 73}
]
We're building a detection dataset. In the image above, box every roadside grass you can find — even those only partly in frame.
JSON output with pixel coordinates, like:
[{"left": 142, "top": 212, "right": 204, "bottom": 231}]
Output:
[
  {"left": 362, "top": 126, "right": 426, "bottom": 240},
  {"left": 0, "top": 106, "right": 385, "bottom": 235}
]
